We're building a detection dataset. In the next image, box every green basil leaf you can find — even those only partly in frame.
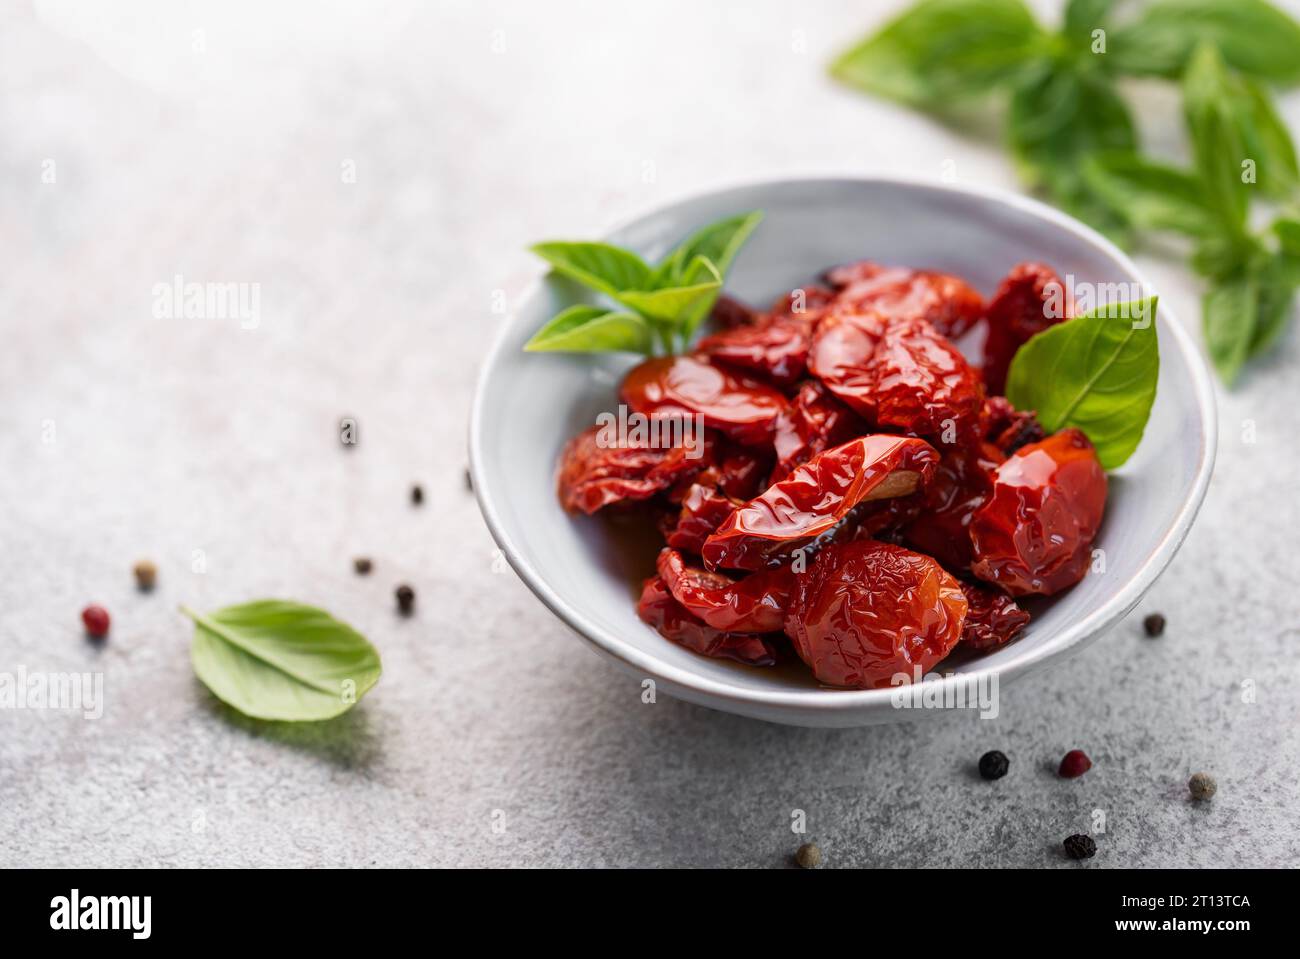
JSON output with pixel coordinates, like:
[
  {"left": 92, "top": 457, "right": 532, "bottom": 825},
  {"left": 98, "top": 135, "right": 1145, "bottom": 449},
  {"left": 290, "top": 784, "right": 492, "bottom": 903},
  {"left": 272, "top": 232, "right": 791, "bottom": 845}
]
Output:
[
  {"left": 1232, "top": 77, "right": 1300, "bottom": 200},
  {"left": 1183, "top": 43, "right": 1249, "bottom": 229},
  {"left": 524, "top": 305, "right": 652, "bottom": 354},
  {"left": 616, "top": 258, "right": 722, "bottom": 325},
  {"left": 1203, "top": 272, "right": 1257, "bottom": 384},
  {"left": 830, "top": 0, "right": 1047, "bottom": 107},
  {"left": 530, "top": 241, "right": 652, "bottom": 299},
  {"left": 184, "top": 600, "right": 382, "bottom": 722},
  {"left": 1064, "top": 0, "right": 1115, "bottom": 40},
  {"left": 1249, "top": 254, "right": 1298, "bottom": 358},
  {"left": 1007, "top": 60, "right": 1136, "bottom": 238},
  {"left": 1191, "top": 232, "right": 1257, "bottom": 279},
  {"left": 655, "top": 210, "right": 763, "bottom": 286},
  {"left": 1005, "top": 296, "right": 1159, "bottom": 469},
  {"left": 1083, "top": 152, "right": 1218, "bottom": 236},
  {"left": 1109, "top": 0, "right": 1300, "bottom": 85},
  {"left": 1274, "top": 217, "right": 1300, "bottom": 258}
]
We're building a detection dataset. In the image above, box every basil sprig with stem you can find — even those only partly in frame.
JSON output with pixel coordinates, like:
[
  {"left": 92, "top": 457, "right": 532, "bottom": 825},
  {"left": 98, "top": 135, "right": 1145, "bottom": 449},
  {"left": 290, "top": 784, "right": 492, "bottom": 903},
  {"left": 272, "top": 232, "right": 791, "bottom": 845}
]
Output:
[
  {"left": 831, "top": 0, "right": 1300, "bottom": 383},
  {"left": 525, "top": 211, "right": 763, "bottom": 356}
]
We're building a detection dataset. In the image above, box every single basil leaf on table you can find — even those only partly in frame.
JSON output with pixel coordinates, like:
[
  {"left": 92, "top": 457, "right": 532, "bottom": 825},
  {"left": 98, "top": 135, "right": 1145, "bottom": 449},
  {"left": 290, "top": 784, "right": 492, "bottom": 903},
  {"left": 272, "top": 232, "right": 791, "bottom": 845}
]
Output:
[
  {"left": 530, "top": 241, "right": 652, "bottom": 299},
  {"left": 1202, "top": 273, "right": 1258, "bottom": 385},
  {"left": 184, "top": 600, "right": 382, "bottom": 722},
  {"left": 524, "top": 304, "right": 653, "bottom": 354},
  {"left": 1082, "top": 153, "right": 1218, "bottom": 236},
  {"left": 1005, "top": 296, "right": 1159, "bottom": 469},
  {"left": 615, "top": 257, "right": 722, "bottom": 326},
  {"left": 829, "top": 0, "right": 1047, "bottom": 107},
  {"left": 1183, "top": 43, "right": 1252, "bottom": 229},
  {"left": 1108, "top": 0, "right": 1300, "bottom": 85}
]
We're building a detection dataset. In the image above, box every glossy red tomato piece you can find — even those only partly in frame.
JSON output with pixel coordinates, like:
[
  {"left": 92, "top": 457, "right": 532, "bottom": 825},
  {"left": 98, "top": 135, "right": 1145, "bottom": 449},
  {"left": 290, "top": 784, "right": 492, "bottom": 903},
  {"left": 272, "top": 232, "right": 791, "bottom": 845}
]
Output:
[
  {"left": 771, "top": 380, "right": 867, "bottom": 484},
  {"left": 621, "top": 355, "right": 788, "bottom": 448},
  {"left": 710, "top": 294, "right": 760, "bottom": 330},
  {"left": 870, "top": 318, "right": 984, "bottom": 440},
  {"left": 969, "top": 428, "right": 1107, "bottom": 596},
  {"left": 770, "top": 284, "right": 837, "bottom": 319},
  {"left": 825, "top": 262, "right": 985, "bottom": 338},
  {"left": 636, "top": 576, "right": 779, "bottom": 666},
  {"left": 657, "top": 548, "right": 794, "bottom": 633},
  {"left": 901, "top": 442, "right": 1003, "bottom": 571},
  {"left": 805, "top": 308, "right": 887, "bottom": 418},
  {"left": 783, "top": 540, "right": 968, "bottom": 689},
  {"left": 702, "top": 434, "right": 939, "bottom": 571},
  {"left": 556, "top": 424, "right": 707, "bottom": 514},
  {"left": 958, "top": 580, "right": 1031, "bottom": 650},
  {"left": 980, "top": 395, "right": 1045, "bottom": 455},
  {"left": 662, "top": 482, "right": 742, "bottom": 554},
  {"left": 981, "top": 262, "right": 1071, "bottom": 395},
  {"left": 696, "top": 314, "right": 812, "bottom": 387}
]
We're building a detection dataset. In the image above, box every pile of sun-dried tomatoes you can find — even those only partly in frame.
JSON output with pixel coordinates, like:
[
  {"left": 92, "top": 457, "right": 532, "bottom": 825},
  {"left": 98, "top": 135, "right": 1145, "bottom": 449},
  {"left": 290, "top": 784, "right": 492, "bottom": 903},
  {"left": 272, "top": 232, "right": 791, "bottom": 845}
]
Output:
[{"left": 556, "top": 261, "right": 1108, "bottom": 689}]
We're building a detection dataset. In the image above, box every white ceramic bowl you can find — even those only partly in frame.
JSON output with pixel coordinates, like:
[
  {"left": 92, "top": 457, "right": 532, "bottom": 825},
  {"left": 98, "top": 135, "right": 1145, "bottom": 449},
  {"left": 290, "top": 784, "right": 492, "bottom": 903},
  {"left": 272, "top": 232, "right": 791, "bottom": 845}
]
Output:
[{"left": 470, "top": 177, "right": 1217, "bottom": 727}]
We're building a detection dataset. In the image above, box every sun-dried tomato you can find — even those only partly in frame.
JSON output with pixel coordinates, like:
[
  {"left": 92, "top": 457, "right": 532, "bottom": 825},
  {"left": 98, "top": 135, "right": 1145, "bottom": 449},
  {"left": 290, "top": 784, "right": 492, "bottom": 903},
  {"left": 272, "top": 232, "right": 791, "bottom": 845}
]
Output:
[
  {"left": 901, "top": 442, "right": 1003, "bottom": 571},
  {"left": 783, "top": 540, "right": 968, "bottom": 689},
  {"left": 958, "top": 580, "right": 1030, "bottom": 650},
  {"left": 770, "top": 284, "right": 837, "bottom": 319},
  {"left": 870, "top": 317, "right": 984, "bottom": 440},
  {"left": 702, "top": 434, "right": 939, "bottom": 571},
  {"left": 804, "top": 308, "right": 886, "bottom": 419},
  {"left": 636, "top": 576, "right": 779, "bottom": 666},
  {"left": 969, "top": 428, "right": 1107, "bottom": 596},
  {"left": 824, "top": 262, "right": 985, "bottom": 339},
  {"left": 662, "top": 482, "right": 742, "bottom": 554},
  {"left": 771, "top": 380, "right": 867, "bottom": 484},
  {"left": 980, "top": 395, "right": 1045, "bottom": 455},
  {"left": 621, "top": 354, "right": 788, "bottom": 448},
  {"left": 696, "top": 313, "right": 812, "bottom": 387},
  {"left": 657, "top": 548, "right": 794, "bottom": 633},
  {"left": 980, "top": 262, "right": 1071, "bottom": 395},
  {"left": 710, "top": 294, "right": 759, "bottom": 330},
  {"left": 556, "top": 424, "right": 708, "bottom": 514}
]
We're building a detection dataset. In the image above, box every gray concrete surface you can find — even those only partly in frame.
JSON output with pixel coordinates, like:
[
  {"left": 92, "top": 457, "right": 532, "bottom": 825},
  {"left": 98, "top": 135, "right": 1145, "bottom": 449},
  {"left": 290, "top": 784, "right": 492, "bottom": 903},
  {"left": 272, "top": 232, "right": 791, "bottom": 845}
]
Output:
[{"left": 2, "top": 0, "right": 1298, "bottom": 868}]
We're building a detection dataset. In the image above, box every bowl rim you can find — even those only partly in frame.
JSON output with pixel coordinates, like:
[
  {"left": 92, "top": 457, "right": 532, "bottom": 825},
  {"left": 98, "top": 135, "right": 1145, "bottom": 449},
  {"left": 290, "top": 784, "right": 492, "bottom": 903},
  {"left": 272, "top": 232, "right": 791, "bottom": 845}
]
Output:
[{"left": 468, "top": 173, "right": 1219, "bottom": 716}]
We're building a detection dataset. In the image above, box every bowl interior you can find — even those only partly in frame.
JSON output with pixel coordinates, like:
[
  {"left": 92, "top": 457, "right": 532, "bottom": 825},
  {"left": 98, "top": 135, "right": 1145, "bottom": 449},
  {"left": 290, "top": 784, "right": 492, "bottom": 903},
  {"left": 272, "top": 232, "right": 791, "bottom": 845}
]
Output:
[{"left": 472, "top": 178, "right": 1212, "bottom": 716}]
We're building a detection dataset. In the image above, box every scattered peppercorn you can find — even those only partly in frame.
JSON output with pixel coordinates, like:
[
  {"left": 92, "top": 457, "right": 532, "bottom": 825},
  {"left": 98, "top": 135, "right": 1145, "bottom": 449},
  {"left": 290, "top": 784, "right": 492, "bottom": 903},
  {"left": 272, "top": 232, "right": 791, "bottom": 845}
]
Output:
[
  {"left": 1059, "top": 749, "right": 1092, "bottom": 778},
  {"left": 395, "top": 584, "right": 416, "bottom": 615},
  {"left": 1143, "top": 613, "right": 1166, "bottom": 637},
  {"left": 1063, "top": 834, "right": 1096, "bottom": 860},
  {"left": 132, "top": 559, "right": 157, "bottom": 592},
  {"left": 81, "top": 605, "right": 110, "bottom": 639},
  {"left": 1188, "top": 772, "right": 1217, "bottom": 801},
  {"left": 410, "top": 484, "right": 424, "bottom": 506},
  {"left": 978, "top": 750, "right": 1009, "bottom": 780},
  {"left": 353, "top": 557, "right": 373, "bottom": 575},
  {"left": 795, "top": 843, "right": 822, "bottom": 869}
]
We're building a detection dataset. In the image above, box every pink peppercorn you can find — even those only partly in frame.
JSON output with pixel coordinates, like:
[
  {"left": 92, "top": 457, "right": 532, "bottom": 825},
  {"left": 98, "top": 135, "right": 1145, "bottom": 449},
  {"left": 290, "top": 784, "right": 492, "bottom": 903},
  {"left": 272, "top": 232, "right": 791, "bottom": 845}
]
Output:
[
  {"left": 1059, "top": 749, "right": 1092, "bottom": 778},
  {"left": 81, "top": 605, "right": 110, "bottom": 639}
]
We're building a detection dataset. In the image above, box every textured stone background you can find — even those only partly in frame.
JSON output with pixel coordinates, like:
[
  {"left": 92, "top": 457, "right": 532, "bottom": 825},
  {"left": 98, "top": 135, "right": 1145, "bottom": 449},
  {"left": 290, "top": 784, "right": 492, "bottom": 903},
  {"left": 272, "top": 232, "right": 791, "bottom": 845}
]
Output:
[{"left": 2, "top": 0, "right": 1298, "bottom": 868}]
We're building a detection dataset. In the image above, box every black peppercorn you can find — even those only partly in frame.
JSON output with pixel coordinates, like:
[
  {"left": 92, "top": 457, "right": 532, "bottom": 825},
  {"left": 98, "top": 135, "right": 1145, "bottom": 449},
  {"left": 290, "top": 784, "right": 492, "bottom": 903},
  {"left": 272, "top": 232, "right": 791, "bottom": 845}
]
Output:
[
  {"left": 1063, "top": 834, "right": 1096, "bottom": 860},
  {"left": 353, "top": 557, "right": 373, "bottom": 575},
  {"left": 1188, "top": 772, "right": 1217, "bottom": 801},
  {"left": 395, "top": 583, "right": 415, "bottom": 615},
  {"left": 410, "top": 484, "right": 424, "bottom": 506},
  {"left": 1143, "top": 613, "right": 1166, "bottom": 637},
  {"left": 132, "top": 559, "right": 157, "bottom": 592},
  {"left": 978, "top": 750, "right": 1009, "bottom": 780}
]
